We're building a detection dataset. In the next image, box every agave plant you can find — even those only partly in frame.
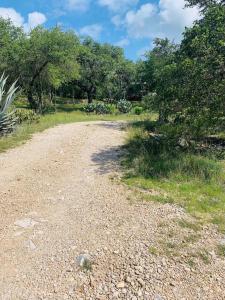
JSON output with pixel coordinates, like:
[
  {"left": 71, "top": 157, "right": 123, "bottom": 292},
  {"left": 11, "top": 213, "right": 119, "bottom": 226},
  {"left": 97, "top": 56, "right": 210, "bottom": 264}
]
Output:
[{"left": 0, "top": 74, "right": 18, "bottom": 136}]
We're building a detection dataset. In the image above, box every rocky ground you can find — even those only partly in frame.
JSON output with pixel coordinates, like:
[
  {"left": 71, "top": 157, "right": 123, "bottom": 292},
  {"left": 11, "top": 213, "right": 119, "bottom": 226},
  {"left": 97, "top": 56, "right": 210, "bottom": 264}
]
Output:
[{"left": 0, "top": 121, "right": 224, "bottom": 300}]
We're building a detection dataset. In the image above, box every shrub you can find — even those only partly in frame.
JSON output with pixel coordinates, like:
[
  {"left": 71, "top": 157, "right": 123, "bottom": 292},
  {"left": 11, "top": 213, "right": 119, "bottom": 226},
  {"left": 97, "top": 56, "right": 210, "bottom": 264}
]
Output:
[
  {"left": 142, "top": 92, "right": 157, "bottom": 110},
  {"left": 133, "top": 106, "right": 144, "bottom": 115},
  {"left": 83, "top": 103, "right": 96, "bottom": 113},
  {"left": 95, "top": 103, "right": 111, "bottom": 114},
  {"left": 83, "top": 102, "right": 115, "bottom": 114},
  {"left": 107, "top": 104, "right": 117, "bottom": 114},
  {"left": 14, "top": 109, "right": 40, "bottom": 124},
  {"left": 42, "top": 101, "right": 56, "bottom": 114},
  {"left": 124, "top": 125, "right": 222, "bottom": 181},
  {"left": 117, "top": 99, "right": 132, "bottom": 114}
]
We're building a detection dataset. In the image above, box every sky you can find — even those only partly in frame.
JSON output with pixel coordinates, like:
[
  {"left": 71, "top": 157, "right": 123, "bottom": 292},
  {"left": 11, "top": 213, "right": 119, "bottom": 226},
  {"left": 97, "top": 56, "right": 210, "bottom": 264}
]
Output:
[{"left": 0, "top": 0, "right": 200, "bottom": 60}]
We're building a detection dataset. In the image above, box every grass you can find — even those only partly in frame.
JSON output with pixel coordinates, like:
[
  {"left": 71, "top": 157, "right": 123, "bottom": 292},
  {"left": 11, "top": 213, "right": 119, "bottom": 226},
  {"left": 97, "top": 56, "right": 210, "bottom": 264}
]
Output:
[
  {"left": 122, "top": 121, "right": 225, "bottom": 233},
  {"left": 0, "top": 102, "right": 144, "bottom": 153},
  {"left": 217, "top": 244, "right": 225, "bottom": 257},
  {"left": 149, "top": 246, "right": 158, "bottom": 255},
  {"left": 178, "top": 219, "right": 202, "bottom": 232}
]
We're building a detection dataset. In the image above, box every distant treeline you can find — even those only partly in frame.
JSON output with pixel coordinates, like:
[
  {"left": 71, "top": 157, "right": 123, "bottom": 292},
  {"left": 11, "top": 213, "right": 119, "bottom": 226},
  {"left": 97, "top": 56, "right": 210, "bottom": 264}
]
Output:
[{"left": 0, "top": 0, "right": 224, "bottom": 138}]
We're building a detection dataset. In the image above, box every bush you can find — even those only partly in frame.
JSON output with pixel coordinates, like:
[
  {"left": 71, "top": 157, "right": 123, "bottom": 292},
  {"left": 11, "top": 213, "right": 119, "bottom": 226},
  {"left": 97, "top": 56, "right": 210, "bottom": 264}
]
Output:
[
  {"left": 83, "top": 103, "right": 96, "bottom": 113},
  {"left": 14, "top": 109, "right": 40, "bottom": 124},
  {"left": 133, "top": 106, "right": 144, "bottom": 115},
  {"left": 107, "top": 104, "right": 117, "bottom": 114},
  {"left": 83, "top": 102, "right": 115, "bottom": 115},
  {"left": 117, "top": 99, "right": 132, "bottom": 114},
  {"left": 42, "top": 101, "right": 56, "bottom": 114},
  {"left": 124, "top": 125, "right": 222, "bottom": 181},
  {"left": 95, "top": 103, "right": 111, "bottom": 114},
  {"left": 142, "top": 92, "right": 157, "bottom": 110}
]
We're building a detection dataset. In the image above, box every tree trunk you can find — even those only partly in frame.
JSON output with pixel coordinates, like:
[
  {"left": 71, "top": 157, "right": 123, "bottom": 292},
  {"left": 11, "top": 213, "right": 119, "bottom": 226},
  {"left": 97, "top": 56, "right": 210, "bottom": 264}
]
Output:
[
  {"left": 28, "top": 89, "right": 38, "bottom": 111},
  {"left": 87, "top": 93, "right": 93, "bottom": 104},
  {"left": 27, "top": 61, "right": 48, "bottom": 112},
  {"left": 87, "top": 85, "right": 95, "bottom": 104}
]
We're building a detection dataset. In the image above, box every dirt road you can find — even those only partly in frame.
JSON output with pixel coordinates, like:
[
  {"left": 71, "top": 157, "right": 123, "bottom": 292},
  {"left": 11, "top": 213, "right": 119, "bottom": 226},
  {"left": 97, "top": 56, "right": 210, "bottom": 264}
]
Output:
[{"left": 0, "top": 121, "right": 224, "bottom": 299}]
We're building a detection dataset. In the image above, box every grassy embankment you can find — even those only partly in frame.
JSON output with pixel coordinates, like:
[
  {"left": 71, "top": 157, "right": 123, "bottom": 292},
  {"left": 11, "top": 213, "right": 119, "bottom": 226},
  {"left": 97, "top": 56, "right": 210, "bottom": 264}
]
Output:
[
  {"left": 122, "top": 120, "right": 225, "bottom": 234},
  {"left": 0, "top": 102, "right": 143, "bottom": 153}
]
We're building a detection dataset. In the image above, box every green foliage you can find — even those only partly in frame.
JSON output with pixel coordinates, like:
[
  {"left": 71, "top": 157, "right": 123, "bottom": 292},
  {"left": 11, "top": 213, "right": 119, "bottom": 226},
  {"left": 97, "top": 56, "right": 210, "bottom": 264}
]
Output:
[
  {"left": 142, "top": 92, "right": 157, "bottom": 110},
  {"left": 133, "top": 106, "right": 144, "bottom": 115},
  {"left": 217, "top": 244, "right": 225, "bottom": 257},
  {"left": 0, "top": 74, "right": 18, "bottom": 136},
  {"left": 185, "top": 0, "right": 220, "bottom": 10},
  {"left": 14, "top": 109, "right": 40, "bottom": 124},
  {"left": 122, "top": 122, "right": 225, "bottom": 231},
  {"left": 95, "top": 103, "right": 111, "bottom": 114},
  {"left": 117, "top": 99, "right": 132, "bottom": 114},
  {"left": 139, "top": 4, "right": 225, "bottom": 139},
  {"left": 83, "top": 102, "right": 116, "bottom": 114},
  {"left": 123, "top": 125, "right": 222, "bottom": 180},
  {"left": 83, "top": 103, "right": 96, "bottom": 113}
]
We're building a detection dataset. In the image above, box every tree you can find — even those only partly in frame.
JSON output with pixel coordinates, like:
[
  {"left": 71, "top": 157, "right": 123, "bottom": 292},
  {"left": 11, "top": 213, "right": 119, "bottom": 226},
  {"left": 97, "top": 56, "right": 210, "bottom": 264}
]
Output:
[
  {"left": 0, "top": 18, "right": 25, "bottom": 83},
  {"left": 77, "top": 38, "right": 105, "bottom": 103},
  {"left": 102, "top": 59, "right": 136, "bottom": 102},
  {"left": 142, "top": 38, "right": 178, "bottom": 123},
  {"left": 173, "top": 4, "right": 225, "bottom": 137},
  {"left": 76, "top": 38, "right": 129, "bottom": 103},
  {"left": 18, "top": 26, "right": 80, "bottom": 112}
]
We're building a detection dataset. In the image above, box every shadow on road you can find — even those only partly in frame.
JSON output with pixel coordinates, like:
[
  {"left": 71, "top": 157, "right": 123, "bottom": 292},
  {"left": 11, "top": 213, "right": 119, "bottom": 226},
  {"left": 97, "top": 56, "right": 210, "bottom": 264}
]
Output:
[
  {"left": 91, "top": 146, "right": 123, "bottom": 175},
  {"left": 91, "top": 122, "right": 126, "bottom": 175}
]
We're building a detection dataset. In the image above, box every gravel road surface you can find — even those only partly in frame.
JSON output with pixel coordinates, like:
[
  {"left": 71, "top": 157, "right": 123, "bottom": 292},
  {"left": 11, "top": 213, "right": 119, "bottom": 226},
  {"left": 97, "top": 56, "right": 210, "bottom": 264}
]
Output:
[{"left": 0, "top": 121, "right": 224, "bottom": 299}]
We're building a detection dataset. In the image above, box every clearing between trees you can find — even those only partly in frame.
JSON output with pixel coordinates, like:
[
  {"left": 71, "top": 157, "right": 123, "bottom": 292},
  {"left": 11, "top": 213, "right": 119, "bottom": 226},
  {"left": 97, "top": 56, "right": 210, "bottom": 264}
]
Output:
[{"left": 0, "top": 121, "right": 224, "bottom": 300}]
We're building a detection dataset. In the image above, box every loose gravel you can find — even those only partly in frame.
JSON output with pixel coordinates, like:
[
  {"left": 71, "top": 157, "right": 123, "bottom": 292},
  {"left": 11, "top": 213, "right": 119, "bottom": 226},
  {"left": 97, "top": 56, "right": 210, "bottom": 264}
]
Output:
[{"left": 0, "top": 121, "right": 224, "bottom": 300}]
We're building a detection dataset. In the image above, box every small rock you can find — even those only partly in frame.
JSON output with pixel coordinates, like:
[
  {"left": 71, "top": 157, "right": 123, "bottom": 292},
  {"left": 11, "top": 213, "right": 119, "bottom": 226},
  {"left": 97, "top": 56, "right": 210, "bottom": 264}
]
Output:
[
  {"left": 116, "top": 282, "right": 125, "bottom": 289},
  {"left": 25, "top": 240, "right": 36, "bottom": 251},
  {"left": 76, "top": 254, "right": 92, "bottom": 270},
  {"left": 220, "top": 238, "right": 225, "bottom": 246},
  {"left": 14, "top": 218, "right": 38, "bottom": 229},
  {"left": 137, "top": 290, "right": 142, "bottom": 297},
  {"left": 137, "top": 278, "right": 145, "bottom": 287},
  {"left": 161, "top": 258, "right": 167, "bottom": 266},
  {"left": 125, "top": 276, "right": 132, "bottom": 283}
]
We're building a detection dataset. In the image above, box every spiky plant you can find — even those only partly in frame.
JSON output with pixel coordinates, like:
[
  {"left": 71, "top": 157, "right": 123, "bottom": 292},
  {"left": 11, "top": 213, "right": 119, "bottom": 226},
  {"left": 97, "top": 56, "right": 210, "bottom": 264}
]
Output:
[{"left": 0, "top": 74, "right": 18, "bottom": 136}]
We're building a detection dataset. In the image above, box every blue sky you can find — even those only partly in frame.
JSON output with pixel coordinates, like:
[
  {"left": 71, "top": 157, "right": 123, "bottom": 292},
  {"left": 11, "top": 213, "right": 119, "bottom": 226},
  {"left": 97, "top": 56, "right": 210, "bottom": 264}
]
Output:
[{"left": 0, "top": 0, "right": 200, "bottom": 60}]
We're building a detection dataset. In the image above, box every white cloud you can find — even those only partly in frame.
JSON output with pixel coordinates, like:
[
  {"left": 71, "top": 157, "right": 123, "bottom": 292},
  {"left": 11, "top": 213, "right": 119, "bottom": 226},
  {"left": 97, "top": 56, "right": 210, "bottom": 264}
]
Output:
[
  {"left": 0, "top": 7, "right": 47, "bottom": 31},
  {"left": 115, "top": 38, "right": 130, "bottom": 47},
  {"left": 0, "top": 7, "right": 24, "bottom": 27},
  {"left": 98, "top": 0, "right": 139, "bottom": 12},
  {"left": 66, "top": 0, "right": 90, "bottom": 11},
  {"left": 80, "top": 24, "right": 103, "bottom": 39},
  {"left": 24, "top": 12, "right": 47, "bottom": 32},
  {"left": 124, "top": 0, "right": 200, "bottom": 41},
  {"left": 111, "top": 15, "right": 123, "bottom": 27},
  {"left": 125, "top": 4, "right": 157, "bottom": 38}
]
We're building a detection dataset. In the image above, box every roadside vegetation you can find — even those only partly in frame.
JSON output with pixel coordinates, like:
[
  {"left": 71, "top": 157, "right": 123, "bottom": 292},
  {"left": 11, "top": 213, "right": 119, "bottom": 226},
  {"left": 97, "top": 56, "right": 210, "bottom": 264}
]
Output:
[
  {"left": 122, "top": 121, "right": 225, "bottom": 232},
  {"left": 122, "top": 0, "right": 225, "bottom": 233},
  {"left": 0, "top": 0, "right": 224, "bottom": 232}
]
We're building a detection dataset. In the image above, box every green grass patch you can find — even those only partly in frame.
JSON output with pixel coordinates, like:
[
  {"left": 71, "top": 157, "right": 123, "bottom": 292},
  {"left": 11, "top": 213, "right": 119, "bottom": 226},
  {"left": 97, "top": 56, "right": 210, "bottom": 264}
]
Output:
[
  {"left": 178, "top": 219, "right": 202, "bottom": 232},
  {"left": 217, "top": 244, "right": 225, "bottom": 257},
  {"left": 149, "top": 246, "right": 158, "bottom": 255},
  {"left": 122, "top": 121, "right": 225, "bottom": 233}
]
